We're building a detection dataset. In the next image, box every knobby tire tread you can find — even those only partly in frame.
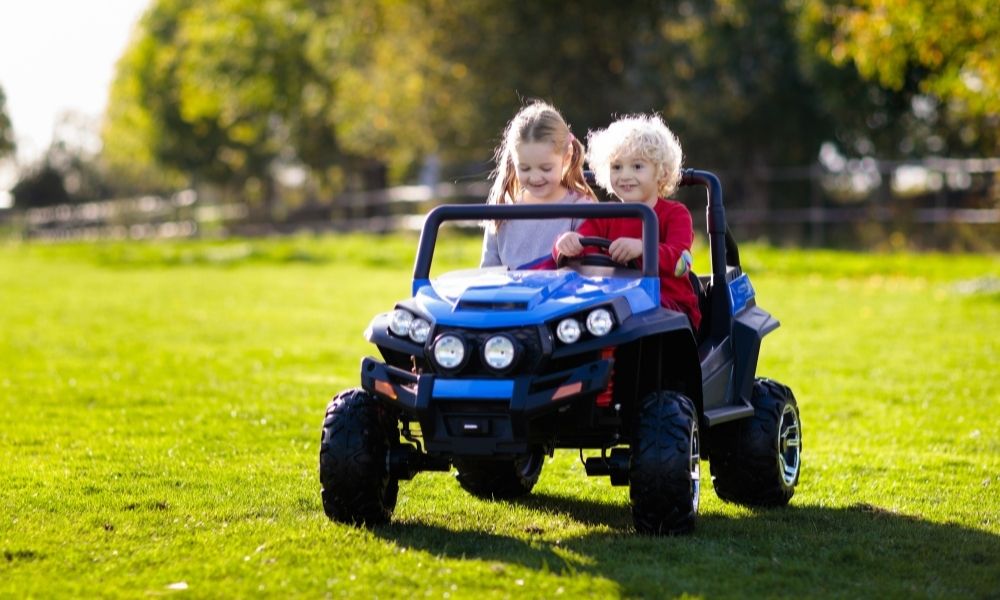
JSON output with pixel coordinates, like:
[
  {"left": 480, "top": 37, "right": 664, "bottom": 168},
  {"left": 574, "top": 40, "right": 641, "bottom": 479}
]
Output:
[{"left": 709, "top": 378, "right": 799, "bottom": 507}]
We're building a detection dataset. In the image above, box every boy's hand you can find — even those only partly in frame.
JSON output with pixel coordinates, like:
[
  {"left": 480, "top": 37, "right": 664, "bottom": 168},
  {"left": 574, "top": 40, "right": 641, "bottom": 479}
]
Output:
[
  {"left": 608, "top": 237, "right": 641, "bottom": 263},
  {"left": 555, "top": 232, "right": 583, "bottom": 257}
]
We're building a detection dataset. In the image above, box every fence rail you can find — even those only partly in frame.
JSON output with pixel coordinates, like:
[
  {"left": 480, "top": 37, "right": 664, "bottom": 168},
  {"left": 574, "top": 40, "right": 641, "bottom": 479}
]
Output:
[{"left": 1, "top": 161, "right": 996, "bottom": 249}]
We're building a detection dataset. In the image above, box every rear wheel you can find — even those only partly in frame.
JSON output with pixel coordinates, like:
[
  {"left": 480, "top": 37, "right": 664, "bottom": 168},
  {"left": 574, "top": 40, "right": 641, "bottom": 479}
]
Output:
[
  {"left": 629, "top": 391, "right": 700, "bottom": 535},
  {"left": 454, "top": 449, "right": 544, "bottom": 499},
  {"left": 710, "top": 378, "right": 801, "bottom": 506},
  {"left": 319, "top": 388, "right": 399, "bottom": 525}
]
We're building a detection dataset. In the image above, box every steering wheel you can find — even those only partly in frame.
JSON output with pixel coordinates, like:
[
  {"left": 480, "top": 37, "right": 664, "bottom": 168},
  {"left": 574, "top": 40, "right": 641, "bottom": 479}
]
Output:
[{"left": 558, "top": 236, "right": 640, "bottom": 270}]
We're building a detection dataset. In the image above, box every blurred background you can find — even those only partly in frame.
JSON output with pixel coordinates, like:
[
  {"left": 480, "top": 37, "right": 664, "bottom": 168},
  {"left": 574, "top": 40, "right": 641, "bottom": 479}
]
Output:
[{"left": 0, "top": 0, "right": 996, "bottom": 250}]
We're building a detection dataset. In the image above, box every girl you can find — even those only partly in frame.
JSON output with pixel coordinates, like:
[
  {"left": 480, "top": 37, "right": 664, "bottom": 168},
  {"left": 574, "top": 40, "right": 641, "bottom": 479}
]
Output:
[{"left": 481, "top": 101, "right": 596, "bottom": 269}]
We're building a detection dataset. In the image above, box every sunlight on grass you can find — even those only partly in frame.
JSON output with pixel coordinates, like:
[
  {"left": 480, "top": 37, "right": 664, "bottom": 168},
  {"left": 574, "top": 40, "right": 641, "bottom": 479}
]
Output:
[{"left": 0, "top": 235, "right": 997, "bottom": 597}]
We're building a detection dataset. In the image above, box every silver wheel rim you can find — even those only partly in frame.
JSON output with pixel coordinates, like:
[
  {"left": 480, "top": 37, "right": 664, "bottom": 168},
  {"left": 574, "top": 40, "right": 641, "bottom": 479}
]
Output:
[
  {"left": 778, "top": 404, "right": 801, "bottom": 486},
  {"left": 690, "top": 423, "right": 701, "bottom": 513}
]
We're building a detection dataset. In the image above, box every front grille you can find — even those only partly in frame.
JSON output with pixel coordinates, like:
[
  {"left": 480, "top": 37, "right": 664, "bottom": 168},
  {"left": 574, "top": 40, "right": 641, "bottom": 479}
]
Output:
[
  {"left": 433, "top": 325, "right": 545, "bottom": 376},
  {"left": 439, "top": 400, "right": 509, "bottom": 413}
]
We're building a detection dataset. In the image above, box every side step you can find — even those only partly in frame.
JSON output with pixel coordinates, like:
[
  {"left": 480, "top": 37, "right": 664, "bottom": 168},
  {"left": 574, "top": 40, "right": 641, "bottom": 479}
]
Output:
[{"left": 704, "top": 403, "right": 755, "bottom": 427}]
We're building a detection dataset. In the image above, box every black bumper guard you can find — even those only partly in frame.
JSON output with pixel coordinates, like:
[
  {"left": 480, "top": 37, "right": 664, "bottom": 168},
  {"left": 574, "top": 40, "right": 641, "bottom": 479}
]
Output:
[{"left": 360, "top": 356, "right": 613, "bottom": 455}]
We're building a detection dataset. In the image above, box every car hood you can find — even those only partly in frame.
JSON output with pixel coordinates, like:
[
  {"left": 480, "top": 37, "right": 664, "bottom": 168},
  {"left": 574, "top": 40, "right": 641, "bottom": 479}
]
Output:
[{"left": 413, "top": 268, "right": 657, "bottom": 327}]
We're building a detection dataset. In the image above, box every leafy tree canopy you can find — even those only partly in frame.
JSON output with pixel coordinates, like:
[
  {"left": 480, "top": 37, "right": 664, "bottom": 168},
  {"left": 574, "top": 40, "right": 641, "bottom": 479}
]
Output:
[
  {"left": 799, "top": 0, "right": 998, "bottom": 115},
  {"left": 795, "top": 0, "right": 999, "bottom": 154},
  {"left": 102, "top": 0, "right": 997, "bottom": 204}
]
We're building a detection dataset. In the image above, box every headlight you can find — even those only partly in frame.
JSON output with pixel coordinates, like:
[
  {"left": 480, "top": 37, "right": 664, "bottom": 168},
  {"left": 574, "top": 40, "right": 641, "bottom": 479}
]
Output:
[
  {"left": 389, "top": 309, "right": 413, "bottom": 336},
  {"left": 409, "top": 318, "right": 431, "bottom": 343},
  {"left": 586, "top": 308, "right": 614, "bottom": 336},
  {"left": 433, "top": 334, "right": 466, "bottom": 369},
  {"left": 556, "top": 318, "right": 581, "bottom": 344},
  {"left": 483, "top": 335, "right": 515, "bottom": 370}
]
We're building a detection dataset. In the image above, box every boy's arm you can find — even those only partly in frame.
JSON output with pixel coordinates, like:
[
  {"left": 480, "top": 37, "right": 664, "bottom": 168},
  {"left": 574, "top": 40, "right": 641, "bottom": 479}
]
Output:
[{"left": 657, "top": 203, "right": 695, "bottom": 278}]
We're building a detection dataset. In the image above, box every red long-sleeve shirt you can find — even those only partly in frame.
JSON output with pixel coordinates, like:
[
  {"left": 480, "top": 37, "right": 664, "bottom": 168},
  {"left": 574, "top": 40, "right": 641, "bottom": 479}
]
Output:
[{"left": 569, "top": 199, "right": 701, "bottom": 330}]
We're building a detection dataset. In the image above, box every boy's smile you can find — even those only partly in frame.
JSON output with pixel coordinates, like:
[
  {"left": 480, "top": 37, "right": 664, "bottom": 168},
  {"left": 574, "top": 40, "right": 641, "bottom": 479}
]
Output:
[{"left": 610, "top": 155, "right": 660, "bottom": 206}]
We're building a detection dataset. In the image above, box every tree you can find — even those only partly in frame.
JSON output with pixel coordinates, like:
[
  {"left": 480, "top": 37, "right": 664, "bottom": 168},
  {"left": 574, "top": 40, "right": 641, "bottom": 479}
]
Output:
[
  {"left": 110, "top": 0, "right": 692, "bottom": 189},
  {"left": 628, "top": 0, "right": 832, "bottom": 210},
  {"left": 11, "top": 160, "right": 71, "bottom": 209},
  {"left": 11, "top": 115, "right": 113, "bottom": 209},
  {"left": 0, "top": 85, "right": 15, "bottom": 160},
  {"left": 105, "top": 0, "right": 992, "bottom": 216},
  {"left": 103, "top": 0, "right": 324, "bottom": 212},
  {"left": 794, "top": 0, "right": 999, "bottom": 155}
]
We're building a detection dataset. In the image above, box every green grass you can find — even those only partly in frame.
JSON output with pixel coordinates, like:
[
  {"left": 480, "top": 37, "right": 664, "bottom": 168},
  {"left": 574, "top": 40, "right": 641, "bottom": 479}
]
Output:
[{"left": 1, "top": 234, "right": 998, "bottom": 598}]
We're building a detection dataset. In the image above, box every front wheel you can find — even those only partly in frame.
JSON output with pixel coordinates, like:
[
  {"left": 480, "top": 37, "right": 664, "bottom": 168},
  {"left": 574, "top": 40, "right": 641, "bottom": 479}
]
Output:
[
  {"left": 454, "top": 449, "right": 544, "bottom": 499},
  {"left": 709, "top": 378, "right": 801, "bottom": 506},
  {"left": 319, "top": 388, "right": 399, "bottom": 525},
  {"left": 629, "top": 391, "right": 700, "bottom": 535}
]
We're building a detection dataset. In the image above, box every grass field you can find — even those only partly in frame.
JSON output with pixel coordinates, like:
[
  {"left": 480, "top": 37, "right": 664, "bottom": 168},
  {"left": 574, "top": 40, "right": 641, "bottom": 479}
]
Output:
[{"left": 1, "top": 234, "right": 998, "bottom": 598}]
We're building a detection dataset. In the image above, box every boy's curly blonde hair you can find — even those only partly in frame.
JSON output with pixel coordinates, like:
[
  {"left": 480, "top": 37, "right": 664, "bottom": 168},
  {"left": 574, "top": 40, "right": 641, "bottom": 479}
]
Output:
[{"left": 586, "top": 114, "right": 683, "bottom": 198}]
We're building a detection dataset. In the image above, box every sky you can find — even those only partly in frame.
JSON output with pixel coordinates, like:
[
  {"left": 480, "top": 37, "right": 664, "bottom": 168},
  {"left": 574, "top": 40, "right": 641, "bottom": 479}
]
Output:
[{"left": 0, "top": 0, "right": 151, "bottom": 206}]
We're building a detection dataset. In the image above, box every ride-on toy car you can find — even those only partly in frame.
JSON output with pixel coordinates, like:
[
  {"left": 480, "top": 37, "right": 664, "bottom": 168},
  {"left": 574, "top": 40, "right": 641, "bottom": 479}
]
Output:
[{"left": 319, "top": 169, "right": 801, "bottom": 534}]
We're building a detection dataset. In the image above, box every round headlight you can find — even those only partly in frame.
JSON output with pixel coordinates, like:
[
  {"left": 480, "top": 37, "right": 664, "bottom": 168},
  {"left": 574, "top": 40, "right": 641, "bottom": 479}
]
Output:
[
  {"left": 483, "top": 335, "right": 515, "bottom": 370},
  {"left": 556, "top": 318, "right": 581, "bottom": 344},
  {"left": 408, "top": 318, "right": 431, "bottom": 343},
  {"left": 433, "top": 334, "right": 466, "bottom": 369},
  {"left": 586, "top": 308, "right": 614, "bottom": 336},
  {"left": 389, "top": 309, "right": 413, "bottom": 337}
]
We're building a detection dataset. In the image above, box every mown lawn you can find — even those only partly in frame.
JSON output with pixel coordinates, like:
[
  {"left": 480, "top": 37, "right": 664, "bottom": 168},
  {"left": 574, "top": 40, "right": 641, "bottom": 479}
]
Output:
[{"left": 0, "top": 234, "right": 997, "bottom": 598}]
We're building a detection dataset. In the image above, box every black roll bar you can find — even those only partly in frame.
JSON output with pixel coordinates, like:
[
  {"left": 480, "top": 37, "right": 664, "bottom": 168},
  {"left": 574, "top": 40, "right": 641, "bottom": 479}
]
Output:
[
  {"left": 679, "top": 168, "right": 737, "bottom": 339},
  {"left": 413, "top": 203, "right": 660, "bottom": 279},
  {"left": 679, "top": 169, "right": 728, "bottom": 282}
]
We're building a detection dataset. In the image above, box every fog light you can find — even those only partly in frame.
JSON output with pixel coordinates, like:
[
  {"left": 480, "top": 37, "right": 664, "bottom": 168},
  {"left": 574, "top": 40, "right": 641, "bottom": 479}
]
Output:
[
  {"left": 556, "top": 318, "right": 581, "bottom": 344},
  {"left": 586, "top": 308, "right": 614, "bottom": 336}
]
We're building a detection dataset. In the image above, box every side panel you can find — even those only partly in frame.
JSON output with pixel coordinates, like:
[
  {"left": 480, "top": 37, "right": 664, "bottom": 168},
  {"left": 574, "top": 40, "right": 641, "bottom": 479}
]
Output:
[
  {"left": 700, "top": 340, "right": 734, "bottom": 411},
  {"left": 731, "top": 305, "right": 780, "bottom": 405},
  {"left": 635, "top": 330, "right": 702, "bottom": 410}
]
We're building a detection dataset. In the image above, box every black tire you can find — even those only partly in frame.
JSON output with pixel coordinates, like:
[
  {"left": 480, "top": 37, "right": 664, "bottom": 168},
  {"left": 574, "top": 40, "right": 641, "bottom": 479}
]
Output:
[
  {"left": 319, "top": 388, "right": 399, "bottom": 525},
  {"left": 454, "top": 449, "right": 544, "bottom": 500},
  {"left": 629, "top": 391, "right": 701, "bottom": 535},
  {"left": 709, "top": 378, "right": 801, "bottom": 506}
]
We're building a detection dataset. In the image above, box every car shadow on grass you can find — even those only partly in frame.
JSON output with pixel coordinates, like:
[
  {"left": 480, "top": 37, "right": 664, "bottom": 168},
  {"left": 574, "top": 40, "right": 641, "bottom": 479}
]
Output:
[{"left": 372, "top": 494, "right": 999, "bottom": 598}]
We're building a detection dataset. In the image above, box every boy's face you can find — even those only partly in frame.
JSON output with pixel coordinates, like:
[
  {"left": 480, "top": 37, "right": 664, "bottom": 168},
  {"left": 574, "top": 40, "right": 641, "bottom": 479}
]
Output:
[
  {"left": 609, "top": 155, "right": 660, "bottom": 206},
  {"left": 513, "top": 141, "right": 569, "bottom": 203}
]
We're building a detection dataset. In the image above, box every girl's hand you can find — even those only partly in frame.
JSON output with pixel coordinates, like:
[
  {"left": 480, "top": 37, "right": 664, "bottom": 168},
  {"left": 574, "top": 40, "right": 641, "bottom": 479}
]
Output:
[
  {"left": 555, "top": 232, "right": 583, "bottom": 257},
  {"left": 608, "top": 237, "right": 642, "bottom": 263}
]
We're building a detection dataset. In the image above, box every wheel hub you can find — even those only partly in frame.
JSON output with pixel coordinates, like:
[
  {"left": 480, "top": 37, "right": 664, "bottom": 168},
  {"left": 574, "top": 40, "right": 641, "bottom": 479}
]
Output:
[{"left": 778, "top": 404, "right": 801, "bottom": 486}]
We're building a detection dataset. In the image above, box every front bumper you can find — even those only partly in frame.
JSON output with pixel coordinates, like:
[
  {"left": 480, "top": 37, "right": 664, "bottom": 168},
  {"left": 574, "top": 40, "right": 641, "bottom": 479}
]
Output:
[{"left": 360, "top": 356, "right": 612, "bottom": 455}]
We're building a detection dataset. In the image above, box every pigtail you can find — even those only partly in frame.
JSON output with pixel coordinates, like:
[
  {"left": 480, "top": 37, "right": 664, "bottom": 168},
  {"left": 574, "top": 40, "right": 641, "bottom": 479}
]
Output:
[
  {"left": 487, "top": 153, "right": 518, "bottom": 206},
  {"left": 485, "top": 134, "right": 520, "bottom": 233},
  {"left": 562, "top": 136, "right": 596, "bottom": 200}
]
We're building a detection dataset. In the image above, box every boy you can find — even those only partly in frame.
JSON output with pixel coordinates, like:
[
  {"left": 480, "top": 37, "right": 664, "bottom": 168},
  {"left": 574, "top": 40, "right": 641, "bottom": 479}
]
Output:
[{"left": 554, "top": 114, "right": 701, "bottom": 329}]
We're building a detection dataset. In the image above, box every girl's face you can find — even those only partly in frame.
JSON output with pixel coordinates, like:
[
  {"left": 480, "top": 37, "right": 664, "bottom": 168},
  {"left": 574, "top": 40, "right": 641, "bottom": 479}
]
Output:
[
  {"left": 512, "top": 141, "right": 569, "bottom": 203},
  {"left": 609, "top": 154, "right": 661, "bottom": 207}
]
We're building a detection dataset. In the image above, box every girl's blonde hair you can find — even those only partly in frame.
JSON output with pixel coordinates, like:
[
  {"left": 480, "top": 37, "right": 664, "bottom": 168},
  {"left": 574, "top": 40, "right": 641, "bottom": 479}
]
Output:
[
  {"left": 487, "top": 101, "right": 595, "bottom": 209},
  {"left": 587, "top": 113, "right": 684, "bottom": 198}
]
